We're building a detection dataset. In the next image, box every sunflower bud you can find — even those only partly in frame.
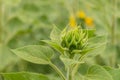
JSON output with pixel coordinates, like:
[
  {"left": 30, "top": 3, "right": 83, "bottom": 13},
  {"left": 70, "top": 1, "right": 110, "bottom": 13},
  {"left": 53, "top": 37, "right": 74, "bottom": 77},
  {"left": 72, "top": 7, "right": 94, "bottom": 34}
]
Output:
[{"left": 61, "top": 27, "right": 88, "bottom": 55}]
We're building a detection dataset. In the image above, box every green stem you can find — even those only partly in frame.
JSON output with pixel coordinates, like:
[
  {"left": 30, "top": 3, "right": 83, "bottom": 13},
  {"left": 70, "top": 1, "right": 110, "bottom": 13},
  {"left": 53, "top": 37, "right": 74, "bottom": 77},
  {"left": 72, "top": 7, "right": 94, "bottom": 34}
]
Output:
[
  {"left": 111, "top": 0, "right": 117, "bottom": 45},
  {"left": 49, "top": 62, "right": 66, "bottom": 80},
  {"left": 72, "top": 64, "right": 79, "bottom": 77},
  {"left": 110, "top": 0, "right": 117, "bottom": 67},
  {"left": 0, "top": 0, "right": 3, "bottom": 43},
  {"left": 67, "top": 67, "right": 70, "bottom": 80},
  {"left": 71, "top": 54, "right": 85, "bottom": 77},
  {"left": 67, "top": 67, "right": 73, "bottom": 80}
]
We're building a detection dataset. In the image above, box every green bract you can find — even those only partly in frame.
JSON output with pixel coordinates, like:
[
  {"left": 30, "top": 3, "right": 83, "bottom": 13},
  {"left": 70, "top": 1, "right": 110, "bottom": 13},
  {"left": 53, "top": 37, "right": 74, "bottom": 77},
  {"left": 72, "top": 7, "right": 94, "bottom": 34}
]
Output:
[{"left": 61, "top": 27, "right": 88, "bottom": 55}]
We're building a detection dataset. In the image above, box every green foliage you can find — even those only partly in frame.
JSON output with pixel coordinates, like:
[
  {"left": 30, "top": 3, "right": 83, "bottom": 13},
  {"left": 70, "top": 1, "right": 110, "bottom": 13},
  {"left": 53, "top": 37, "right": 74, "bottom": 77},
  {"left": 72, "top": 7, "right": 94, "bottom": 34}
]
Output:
[
  {"left": 50, "top": 26, "right": 61, "bottom": 43},
  {"left": 105, "top": 67, "right": 120, "bottom": 80},
  {"left": 60, "top": 55, "right": 84, "bottom": 68},
  {"left": 86, "top": 65, "right": 113, "bottom": 80},
  {"left": 1, "top": 72, "right": 49, "bottom": 80},
  {"left": 11, "top": 45, "right": 54, "bottom": 64},
  {"left": 42, "top": 40, "right": 64, "bottom": 54},
  {"left": 0, "top": 0, "right": 120, "bottom": 80},
  {"left": 8, "top": 26, "right": 106, "bottom": 80}
]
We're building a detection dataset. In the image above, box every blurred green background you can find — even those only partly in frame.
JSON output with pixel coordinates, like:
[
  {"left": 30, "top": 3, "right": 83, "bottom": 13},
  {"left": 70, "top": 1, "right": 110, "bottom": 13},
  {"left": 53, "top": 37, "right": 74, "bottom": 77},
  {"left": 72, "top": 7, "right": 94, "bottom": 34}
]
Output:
[{"left": 0, "top": 0, "right": 120, "bottom": 78}]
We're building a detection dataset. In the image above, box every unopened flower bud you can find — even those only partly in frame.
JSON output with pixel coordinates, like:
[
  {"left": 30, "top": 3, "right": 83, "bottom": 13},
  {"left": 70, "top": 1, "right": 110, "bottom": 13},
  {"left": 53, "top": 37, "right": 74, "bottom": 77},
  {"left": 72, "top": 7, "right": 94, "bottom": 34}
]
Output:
[{"left": 61, "top": 27, "right": 88, "bottom": 54}]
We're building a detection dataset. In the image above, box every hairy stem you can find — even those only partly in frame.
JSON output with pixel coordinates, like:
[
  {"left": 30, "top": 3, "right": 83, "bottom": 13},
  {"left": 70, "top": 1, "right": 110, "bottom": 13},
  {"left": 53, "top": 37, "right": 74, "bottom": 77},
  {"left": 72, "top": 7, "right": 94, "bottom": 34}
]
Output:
[
  {"left": 67, "top": 67, "right": 73, "bottom": 80},
  {"left": 67, "top": 67, "right": 70, "bottom": 80},
  {"left": 71, "top": 54, "right": 85, "bottom": 77},
  {"left": 49, "top": 62, "right": 66, "bottom": 80}
]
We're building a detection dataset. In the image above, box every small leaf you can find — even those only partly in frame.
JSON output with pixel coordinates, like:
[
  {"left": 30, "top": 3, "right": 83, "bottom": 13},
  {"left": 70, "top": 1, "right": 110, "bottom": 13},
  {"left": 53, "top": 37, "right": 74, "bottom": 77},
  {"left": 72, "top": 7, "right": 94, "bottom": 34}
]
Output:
[
  {"left": 86, "top": 65, "right": 113, "bottom": 80},
  {"left": 50, "top": 25, "right": 61, "bottom": 43},
  {"left": 60, "top": 55, "right": 84, "bottom": 68},
  {"left": 1, "top": 72, "right": 49, "bottom": 80},
  {"left": 11, "top": 45, "right": 54, "bottom": 64},
  {"left": 42, "top": 40, "right": 64, "bottom": 54},
  {"left": 87, "top": 29, "right": 96, "bottom": 38},
  {"left": 83, "top": 29, "right": 96, "bottom": 38}
]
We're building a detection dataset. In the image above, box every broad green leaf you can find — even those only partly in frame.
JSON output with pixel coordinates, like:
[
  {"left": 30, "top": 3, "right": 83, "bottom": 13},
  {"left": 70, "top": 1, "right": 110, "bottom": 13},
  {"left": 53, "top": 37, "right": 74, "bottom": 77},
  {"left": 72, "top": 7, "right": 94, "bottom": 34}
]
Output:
[
  {"left": 42, "top": 40, "right": 64, "bottom": 54},
  {"left": 50, "top": 26, "right": 61, "bottom": 43},
  {"left": 11, "top": 45, "right": 54, "bottom": 64},
  {"left": 84, "top": 36, "right": 107, "bottom": 56},
  {"left": 79, "top": 36, "right": 107, "bottom": 64},
  {"left": 104, "top": 67, "right": 120, "bottom": 80},
  {"left": 86, "top": 65, "right": 113, "bottom": 80},
  {"left": 75, "top": 73, "right": 85, "bottom": 80},
  {"left": 87, "top": 36, "right": 107, "bottom": 48},
  {"left": 47, "top": 74, "right": 61, "bottom": 80},
  {"left": 1, "top": 72, "right": 49, "bottom": 80}
]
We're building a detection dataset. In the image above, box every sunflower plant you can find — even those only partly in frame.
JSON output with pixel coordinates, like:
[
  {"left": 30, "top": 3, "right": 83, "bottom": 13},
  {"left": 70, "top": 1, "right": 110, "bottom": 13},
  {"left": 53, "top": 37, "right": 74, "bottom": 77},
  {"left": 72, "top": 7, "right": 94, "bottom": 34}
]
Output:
[{"left": 1, "top": 24, "right": 120, "bottom": 80}]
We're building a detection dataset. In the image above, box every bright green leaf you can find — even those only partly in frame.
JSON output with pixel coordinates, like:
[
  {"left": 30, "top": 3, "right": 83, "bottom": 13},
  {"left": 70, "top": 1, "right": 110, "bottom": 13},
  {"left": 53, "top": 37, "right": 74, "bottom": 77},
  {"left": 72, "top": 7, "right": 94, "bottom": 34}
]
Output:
[
  {"left": 50, "top": 26, "right": 61, "bottom": 43},
  {"left": 87, "top": 36, "right": 107, "bottom": 50},
  {"left": 1, "top": 72, "right": 49, "bottom": 80},
  {"left": 105, "top": 67, "right": 120, "bottom": 80},
  {"left": 42, "top": 40, "right": 64, "bottom": 54},
  {"left": 11, "top": 45, "right": 54, "bottom": 64},
  {"left": 86, "top": 65, "right": 113, "bottom": 80},
  {"left": 84, "top": 36, "right": 107, "bottom": 56},
  {"left": 83, "top": 29, "right": 96, "bottom": 38}
]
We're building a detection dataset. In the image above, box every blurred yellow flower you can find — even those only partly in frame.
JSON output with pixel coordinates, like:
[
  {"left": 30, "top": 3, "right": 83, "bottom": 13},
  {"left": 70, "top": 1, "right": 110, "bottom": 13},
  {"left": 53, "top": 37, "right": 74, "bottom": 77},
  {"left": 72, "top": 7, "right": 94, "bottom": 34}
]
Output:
[
  {"left": 85, "top": 17, "right": 94, "bottom": 27},
  {"left": 69, "top": 15, "right": 76, "bottom": 28},
  {"left": 77, "top": 11, "right": 86, "bottom": 19}
]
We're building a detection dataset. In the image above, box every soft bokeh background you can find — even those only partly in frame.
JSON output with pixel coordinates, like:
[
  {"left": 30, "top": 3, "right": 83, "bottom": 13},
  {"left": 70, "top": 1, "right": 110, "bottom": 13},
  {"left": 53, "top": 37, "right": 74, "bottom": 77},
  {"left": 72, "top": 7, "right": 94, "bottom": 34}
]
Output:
[{"left": 0, "top": 0, "right": 120, "bottom": 78}]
